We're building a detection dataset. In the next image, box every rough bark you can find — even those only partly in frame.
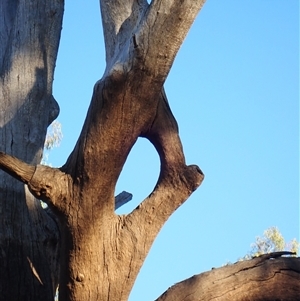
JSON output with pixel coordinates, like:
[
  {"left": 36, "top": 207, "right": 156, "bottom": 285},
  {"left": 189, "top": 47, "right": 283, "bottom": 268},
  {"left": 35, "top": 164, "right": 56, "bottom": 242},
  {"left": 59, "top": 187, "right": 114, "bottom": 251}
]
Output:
[
  {"left": 1, "top": 0, "right": 205, "bottom": 300},
  {"left": 156, "top": 253, "right": 300, "bottom": 301},
  {"left": 2, "top": 1, "right": 297, "bottom": 301},
  {"left": 0, "top": 1, "right": 63, "bottom": 300}
]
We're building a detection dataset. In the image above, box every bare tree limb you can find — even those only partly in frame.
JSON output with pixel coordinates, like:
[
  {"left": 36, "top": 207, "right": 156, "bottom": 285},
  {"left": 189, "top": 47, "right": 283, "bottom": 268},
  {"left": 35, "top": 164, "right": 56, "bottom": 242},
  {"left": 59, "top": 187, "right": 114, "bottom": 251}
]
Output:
[
  {"left": 135, "top": 0, "right": 206, "bottom": 83},
  {"left": 155, "top": 255, "right": 300, "bottom": 301},
  {"left": 100, "top": 0, "right": 206, "bottom": 87},
  {"left": 127, "top": 164, "right": 203, "bottom": 246},
  {"left": 100, "top": 0, "right": 149, "bottom": 63},
  {"left": 0, "top": 151, "right": 132, "bottom": 211},
  {"left": 0, "top": 151, "right": 35, "bottom": 183},
  {"left": 126, "top": 88, "right": 204, "bottom": 244}
]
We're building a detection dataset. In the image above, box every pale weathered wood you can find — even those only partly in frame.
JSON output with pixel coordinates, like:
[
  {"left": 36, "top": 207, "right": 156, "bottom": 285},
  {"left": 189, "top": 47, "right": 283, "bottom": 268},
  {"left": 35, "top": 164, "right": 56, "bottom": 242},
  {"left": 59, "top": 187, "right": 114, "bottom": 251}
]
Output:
[
  {"left": 0, "top": 1, "right": 64, "bottom": 300},
  {"left": 100, "top": 0, "right": 149, "bottom": 64}
]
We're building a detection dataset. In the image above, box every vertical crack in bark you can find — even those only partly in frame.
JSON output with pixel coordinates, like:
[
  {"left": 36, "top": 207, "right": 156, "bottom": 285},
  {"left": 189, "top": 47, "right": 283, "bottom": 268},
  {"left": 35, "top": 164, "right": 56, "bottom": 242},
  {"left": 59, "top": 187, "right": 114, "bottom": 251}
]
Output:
[{"left": 27, "top": 256, "right": 44, "bottom": 285}]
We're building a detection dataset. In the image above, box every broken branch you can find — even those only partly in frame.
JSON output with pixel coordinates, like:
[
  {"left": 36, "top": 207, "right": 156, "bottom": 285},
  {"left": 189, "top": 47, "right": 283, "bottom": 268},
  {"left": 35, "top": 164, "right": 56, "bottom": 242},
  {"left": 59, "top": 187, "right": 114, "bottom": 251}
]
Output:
[{"left": 0, "top": 151, "right": 35, "bottom": 184}]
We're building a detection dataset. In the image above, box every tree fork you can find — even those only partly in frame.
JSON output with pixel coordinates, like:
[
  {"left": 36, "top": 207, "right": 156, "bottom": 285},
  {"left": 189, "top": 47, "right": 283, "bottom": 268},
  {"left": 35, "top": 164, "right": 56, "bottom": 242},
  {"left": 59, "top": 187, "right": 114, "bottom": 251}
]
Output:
[
  {"left": 0, "top": 0, "right": 209, "bottom": 300},
  {"left": 0, "top": 152, "right": 132, "bottom": 212},
  {"left": 0, "top": 0, "right": 208, "bottom": 300},
  {"left": 1, "top": 1, "right": 298, "bottom": 301}
]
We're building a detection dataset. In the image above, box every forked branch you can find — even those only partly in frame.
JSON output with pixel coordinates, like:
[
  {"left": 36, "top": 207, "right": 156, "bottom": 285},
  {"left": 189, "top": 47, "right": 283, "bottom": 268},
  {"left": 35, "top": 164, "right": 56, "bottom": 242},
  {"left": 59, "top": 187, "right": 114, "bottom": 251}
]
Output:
[
  {"left": 100, "top": 0, "right": 149, "bottom": 63},
  {"left": 100, "top": 0, "right": 206, "bottom": 85},
  {"left": 0, "top": 151, "right": 132, "bottom": 211},
  {"left": 0, "top": 152, "right": 68, "bottom": 209}
]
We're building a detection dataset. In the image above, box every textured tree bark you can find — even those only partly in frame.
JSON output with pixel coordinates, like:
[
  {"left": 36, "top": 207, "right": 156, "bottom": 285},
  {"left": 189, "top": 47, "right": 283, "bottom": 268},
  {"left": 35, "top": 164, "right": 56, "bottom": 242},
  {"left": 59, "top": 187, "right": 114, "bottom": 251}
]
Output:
[
  {"left": 2, "top": 2, "right": 297, "bottom": 301},
  {"left": 0, "top": 1, "right": 64, "bottom": 300},
  {"left": 0, "top": 0, "right": 205, "bottom": 300},
  {"left": 155, "top": 253, "right": 300, "bottom": 301}
]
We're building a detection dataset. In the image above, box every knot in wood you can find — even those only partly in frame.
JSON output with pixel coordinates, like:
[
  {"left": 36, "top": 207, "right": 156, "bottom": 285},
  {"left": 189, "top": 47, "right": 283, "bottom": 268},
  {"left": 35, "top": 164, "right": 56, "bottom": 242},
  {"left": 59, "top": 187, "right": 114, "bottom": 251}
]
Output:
[{"left": 76, "top": 273, "right": 84, "bottom": 282}]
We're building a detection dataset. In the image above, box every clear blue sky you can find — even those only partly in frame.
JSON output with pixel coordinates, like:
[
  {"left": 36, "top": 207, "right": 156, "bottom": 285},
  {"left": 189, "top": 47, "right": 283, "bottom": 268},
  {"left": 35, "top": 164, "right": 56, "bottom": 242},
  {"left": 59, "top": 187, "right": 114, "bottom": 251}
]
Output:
[{"left": 50, "top": 1, "right": 299, "bottom": 300}]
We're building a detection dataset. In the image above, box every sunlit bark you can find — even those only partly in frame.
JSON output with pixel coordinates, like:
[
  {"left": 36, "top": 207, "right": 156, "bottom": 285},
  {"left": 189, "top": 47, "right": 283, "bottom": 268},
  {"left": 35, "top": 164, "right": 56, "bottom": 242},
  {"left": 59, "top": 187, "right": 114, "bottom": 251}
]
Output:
[{"left": 1, "top": 1, "right": 297, "bottom": 301}]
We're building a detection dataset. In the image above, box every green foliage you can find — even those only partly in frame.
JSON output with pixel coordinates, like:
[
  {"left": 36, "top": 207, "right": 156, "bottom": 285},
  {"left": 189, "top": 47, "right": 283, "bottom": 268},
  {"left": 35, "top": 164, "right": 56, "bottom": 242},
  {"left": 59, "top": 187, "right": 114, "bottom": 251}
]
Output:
[{"left": 242, "top": 227, "right": 299, "bottom": 260}]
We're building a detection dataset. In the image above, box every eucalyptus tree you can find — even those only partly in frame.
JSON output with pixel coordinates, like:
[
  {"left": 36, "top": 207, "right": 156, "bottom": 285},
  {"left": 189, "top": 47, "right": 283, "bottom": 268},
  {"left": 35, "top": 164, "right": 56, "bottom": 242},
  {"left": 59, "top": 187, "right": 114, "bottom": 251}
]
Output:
[
  {"left": 0, "top": 1, "right": 63, "bottom": 300},
  {"left": 0, "top": 1, "right": 299, "bottom": 301},
  {"left": 0, "top": 1, "right": 204, "bottom": 300}
]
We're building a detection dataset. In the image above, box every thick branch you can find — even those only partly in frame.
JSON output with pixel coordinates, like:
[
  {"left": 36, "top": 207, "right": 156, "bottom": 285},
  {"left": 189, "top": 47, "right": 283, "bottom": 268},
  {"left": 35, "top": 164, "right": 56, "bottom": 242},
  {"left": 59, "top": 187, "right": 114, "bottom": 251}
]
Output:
[
  {"left": 128, "top": 164, "right": 203, "bottom": 244},
  {"left": 29, "top": 166, "right": 132, "bottom": 211},
  {"left": 134, "top": 0, "right": 206, "bottom": 83},
  {"left": 100, "top": 0, "right": 148, "bottom": 63},
  {"left": 100, "top": 0, "right": 206, "bottom": 87},
  {"left": 0, "top": 152, "right": 35, "bottom": 183},
  {"left": 0, "top": 151, "right": 132, "bottom": 211},
  {"left": 130, "top": 88, "right": 204, "bottom": 231},
  {"left": 155, "top": 254, "right": 300, "bottom": 301}
]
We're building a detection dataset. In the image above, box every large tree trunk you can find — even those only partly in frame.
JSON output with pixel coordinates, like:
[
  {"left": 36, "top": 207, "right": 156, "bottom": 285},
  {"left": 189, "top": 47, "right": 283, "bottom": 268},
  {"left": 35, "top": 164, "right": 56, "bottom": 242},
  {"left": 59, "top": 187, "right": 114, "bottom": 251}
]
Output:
[
  {"left": 0, "top": 1, "right": 298, "bottom": 301},
  {"left": 0, "top": 1, "right": 64, "bottom": 300}
]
